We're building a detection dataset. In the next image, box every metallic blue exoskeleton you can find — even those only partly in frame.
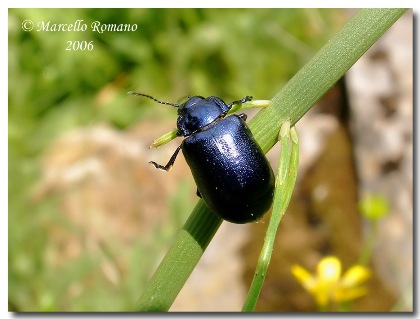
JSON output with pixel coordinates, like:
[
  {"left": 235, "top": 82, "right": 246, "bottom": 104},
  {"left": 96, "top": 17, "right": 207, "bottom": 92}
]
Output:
[{"left": 131, "top": 93, "right": 275, "bottom": 224}]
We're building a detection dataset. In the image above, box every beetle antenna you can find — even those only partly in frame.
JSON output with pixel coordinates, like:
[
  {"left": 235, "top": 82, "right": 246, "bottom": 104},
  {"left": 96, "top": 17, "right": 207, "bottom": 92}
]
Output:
[{"left": 128, "top": 91, "right": 180, "bottom": 107}]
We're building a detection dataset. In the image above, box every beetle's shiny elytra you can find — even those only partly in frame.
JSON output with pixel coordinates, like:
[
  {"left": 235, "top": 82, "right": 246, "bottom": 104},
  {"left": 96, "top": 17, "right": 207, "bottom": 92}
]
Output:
[{"left": 131, "top": 92, "right": 275, "bottom": 224}]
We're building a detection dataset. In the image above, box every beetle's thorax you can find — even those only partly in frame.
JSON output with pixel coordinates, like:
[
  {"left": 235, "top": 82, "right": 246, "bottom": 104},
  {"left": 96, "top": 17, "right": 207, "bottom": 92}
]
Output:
[{"left": 177, "top": 96, "right": 230, "bottom": 136}]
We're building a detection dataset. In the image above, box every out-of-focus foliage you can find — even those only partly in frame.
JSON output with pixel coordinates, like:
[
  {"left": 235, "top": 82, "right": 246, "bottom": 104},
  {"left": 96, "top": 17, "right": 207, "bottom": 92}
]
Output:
[{"left": 8, "top": 8, "right": 345, "bottom": 311}]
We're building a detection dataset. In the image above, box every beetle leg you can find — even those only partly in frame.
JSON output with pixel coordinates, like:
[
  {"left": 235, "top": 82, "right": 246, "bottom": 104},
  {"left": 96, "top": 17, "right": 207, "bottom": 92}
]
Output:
[
  {"left": 149, "top": 145, "right": 182, "bottom": 172},
  {"left": 196, "top": 188, "right": 202, "bottom": 198},
  {"left": 227, "top": 95, "right": 253, "bottom": 109},
  {"left": 238, "top": 113, "right": 248, "bottom": 121}
]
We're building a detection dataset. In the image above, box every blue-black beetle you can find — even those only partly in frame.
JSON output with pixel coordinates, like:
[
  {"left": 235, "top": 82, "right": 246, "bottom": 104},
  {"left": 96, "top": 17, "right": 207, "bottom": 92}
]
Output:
[{"left": 131, "top": 92, "right": 275, "bottom": 224}]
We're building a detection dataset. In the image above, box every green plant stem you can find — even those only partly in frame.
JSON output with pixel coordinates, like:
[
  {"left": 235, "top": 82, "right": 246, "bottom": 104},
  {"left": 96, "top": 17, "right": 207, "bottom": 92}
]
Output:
[
  {"left": 242, "top": 124, "right": 299, "bottom": 312},
  {"left": 136, "top": 8, "right": 407, "bottom": 312},
  {"left": 358, "top": 220, "right": 378, "bottom": 266},
  {"left": 250, "top": 8, "right": 407, "bottom": 151},
  {"left": 136, "top": 200, "right": 222, "bottom": 311}
]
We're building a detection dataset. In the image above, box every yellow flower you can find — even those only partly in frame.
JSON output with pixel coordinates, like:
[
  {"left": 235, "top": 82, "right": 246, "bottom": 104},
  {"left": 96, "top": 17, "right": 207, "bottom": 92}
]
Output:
[{"left": 291, "top": 256, "right": 371, "bottom": 308}]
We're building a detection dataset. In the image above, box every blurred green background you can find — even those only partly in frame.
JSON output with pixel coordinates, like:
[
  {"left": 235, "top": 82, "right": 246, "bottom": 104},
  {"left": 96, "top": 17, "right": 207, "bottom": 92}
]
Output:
[{"left": 8, "top": 8, "right": 346, "bottom": 311}]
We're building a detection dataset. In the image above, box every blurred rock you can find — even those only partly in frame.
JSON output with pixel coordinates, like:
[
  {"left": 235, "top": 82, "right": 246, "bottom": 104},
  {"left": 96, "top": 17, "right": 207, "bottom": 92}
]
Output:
[
  {"left": 31, "top": 121, "right": 195, "bottom": 292},
  {"left": 346, "top": 10, "right": 413, "bottom": 310}
]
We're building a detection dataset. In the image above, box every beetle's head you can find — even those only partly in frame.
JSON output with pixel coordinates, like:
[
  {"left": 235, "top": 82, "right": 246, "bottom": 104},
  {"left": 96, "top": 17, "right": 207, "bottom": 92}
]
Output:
[
  {"left": 177, "top": 96, "right": 230, "bottom": 136},
  {"left": 128, "top": 91, "right": 231, "bottom": 138}
]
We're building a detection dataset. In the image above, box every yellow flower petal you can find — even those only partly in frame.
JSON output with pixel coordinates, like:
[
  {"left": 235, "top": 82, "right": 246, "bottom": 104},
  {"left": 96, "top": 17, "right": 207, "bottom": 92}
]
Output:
[
  {"left": 341, "top": 265, "right": 371, "bottom": 288},
  {"left": 317, "top": 256, "right": 341, "bottom": 283},
  {"left": 291, "top": 265, "right": 316, "bottom": 291},
  {"left": 313, "top": 287, "right": 330, "bottom": 307},
  {"left": 291, "top": 256, "right": 371, "bottom": 308},
  {"left": 334, "top": 286, "right": 369, "bottom": 302}
]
